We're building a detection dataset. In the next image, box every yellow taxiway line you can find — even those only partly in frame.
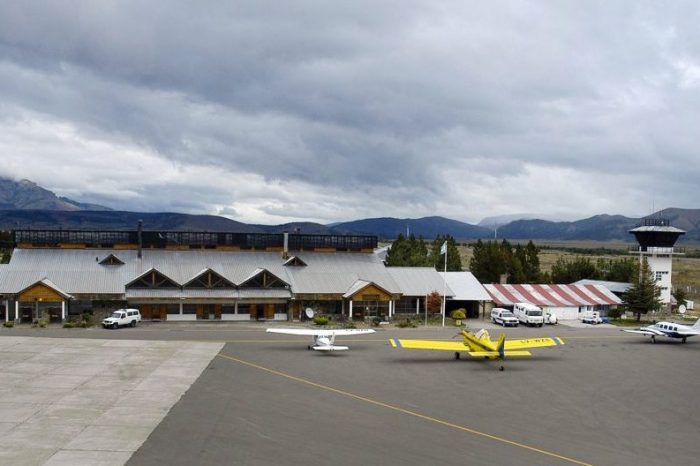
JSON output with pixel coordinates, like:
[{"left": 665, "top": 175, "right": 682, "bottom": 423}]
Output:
[{"left": 216, "top": 352, "right": 593, "bottom": 466}]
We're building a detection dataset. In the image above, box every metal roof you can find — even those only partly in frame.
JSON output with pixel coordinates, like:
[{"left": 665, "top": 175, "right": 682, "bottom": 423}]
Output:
[
  {"left": 388, "top": 267, "right": 455, "bottom": 297},
  {"left": 439, "top": 272, "right": 491, "bottom": 301},
  {"left": 484, "top": 283, "right": 622, "bottom": 307},
  {"left": 125, "top": 289, "right": 290, "bottom": 299},
  {"left": 572, "top": 279, "right": 631, "bottom": 294},
  {"left": 0, "top": 248, "right": 439, "bottom": 299}
]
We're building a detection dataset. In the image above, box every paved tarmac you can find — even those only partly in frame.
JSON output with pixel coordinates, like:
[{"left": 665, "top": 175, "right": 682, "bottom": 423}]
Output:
[
  {"left": 0, "top": 335, "right": 223, "bottom": 466},
  {"left": 2, "top": 321, "right": 699, "bottom": 465}
]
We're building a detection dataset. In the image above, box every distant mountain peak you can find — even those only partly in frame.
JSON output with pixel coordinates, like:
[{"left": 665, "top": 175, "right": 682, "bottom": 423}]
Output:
[{"left": 0, "top": 176, "right": 112, "bottom": 211}]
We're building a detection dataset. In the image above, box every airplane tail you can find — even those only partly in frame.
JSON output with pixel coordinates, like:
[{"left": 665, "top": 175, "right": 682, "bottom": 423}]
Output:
[
  {"left": 496, "top": 333, "right": 506, "bottom": 359},
  {"left": 692, "top": 318, "right": 700, "bottom": 330}
]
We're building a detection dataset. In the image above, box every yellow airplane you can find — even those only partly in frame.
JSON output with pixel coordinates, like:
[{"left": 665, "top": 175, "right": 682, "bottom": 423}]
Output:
[{"left": 389, "top": 328, "right": 565, "bottom": 371}]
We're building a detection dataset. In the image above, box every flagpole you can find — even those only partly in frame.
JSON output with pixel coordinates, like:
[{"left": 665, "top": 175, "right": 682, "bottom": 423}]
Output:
[{"left": 442, "top": 242, "right": 447, "bottom": 327}]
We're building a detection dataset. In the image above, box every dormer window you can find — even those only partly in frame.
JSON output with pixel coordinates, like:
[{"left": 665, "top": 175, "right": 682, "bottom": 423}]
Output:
[
  {"left": 126, "top": 269, "right": 179, "bottom": 289},
  {"left": 283, "top": 256, "right": 307, "bottom": 267},
  {"left": 183, "top": 269, "right": 235, "bottom": 289},
  {"left": 239, "top": 269, "right": 289, "bottom": 289},
  {"left": 99, "top": 254, "right": 125, "bottom": 266}
]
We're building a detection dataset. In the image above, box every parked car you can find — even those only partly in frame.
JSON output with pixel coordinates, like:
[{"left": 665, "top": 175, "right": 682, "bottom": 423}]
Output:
[
  {"left": 513, "top": 303, "right": 544, "bottom": 327},
  {"left": 490, "top": 308, "right": 519, "bottom": 327},
  {"left": 581, "top": 311, "right": 603, "bottom": 325},
  {"left": 102, "top": 309, "right": 141, "bottom": 329}
]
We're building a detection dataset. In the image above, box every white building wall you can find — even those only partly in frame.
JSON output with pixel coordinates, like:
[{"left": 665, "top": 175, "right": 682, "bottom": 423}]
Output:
[
  {"left": 645, "top": 254, "right": 673, "bottom": 304},
  {"left": 543, "top": 306, "right": 579, "bottom": 321}
]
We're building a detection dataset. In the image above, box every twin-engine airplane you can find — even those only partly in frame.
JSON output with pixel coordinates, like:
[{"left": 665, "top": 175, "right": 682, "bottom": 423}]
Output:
[
  {"left": 389, "top": 328, "right": 565, "bottom": 370},
  {"left": 622, "top": 318, "right": 700, "bottom": 344},
  {"left": 266, "top": 328, "right": 376, "bottom": 351}
]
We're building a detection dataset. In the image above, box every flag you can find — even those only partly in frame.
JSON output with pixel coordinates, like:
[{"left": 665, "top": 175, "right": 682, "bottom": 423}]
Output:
[{"left": 440, "top": 240, "right": 447, "bottom": 255}]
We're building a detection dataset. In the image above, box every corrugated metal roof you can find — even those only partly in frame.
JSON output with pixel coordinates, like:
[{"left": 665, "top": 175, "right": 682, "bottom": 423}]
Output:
[
  {"left": 439, "top": 272, "right": 491, "bottom": 301},
  {"left": 125, "top": 289, "right": 290, "bottom": 299},
  {"left": 388, "top": 267, "right": 454, "bottom": 297},
  {"left": 484, "top": 283, "right": 622, "bottom": 307},
  {"left": 573, "top": 279, "right": 631, "bottom": 294},
  {"left": 0, "top": 249, "right": 411, "bottom": 298}
]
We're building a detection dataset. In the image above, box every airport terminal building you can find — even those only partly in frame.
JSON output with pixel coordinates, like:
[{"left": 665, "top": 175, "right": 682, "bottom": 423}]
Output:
[{"left": 0, "top": 229, "right": 458, "bottom": 323}]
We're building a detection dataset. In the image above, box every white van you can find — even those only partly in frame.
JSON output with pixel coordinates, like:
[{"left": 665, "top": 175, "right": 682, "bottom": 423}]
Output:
[
  {"left": 513, "top": 303, "right": 544, "bottom": 327},
  {"left": 490, "top": 308, "right": 519, "bottom": 327}
]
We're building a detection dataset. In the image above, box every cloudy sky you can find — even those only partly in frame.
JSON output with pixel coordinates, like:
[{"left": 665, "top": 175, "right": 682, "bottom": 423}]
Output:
[{"left": 1, "top": 1, "right": 699, "bottom": 225}]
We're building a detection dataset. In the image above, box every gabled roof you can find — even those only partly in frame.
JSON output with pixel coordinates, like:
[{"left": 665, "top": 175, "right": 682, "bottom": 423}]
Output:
[
  {"left": 125, "top": 268, "right": 180, "bottom": 289},
  {"left": 283, "top": 256, "right": 307, "bottom": 266},
  {"left": 18, "top": 278, "right": 73, "bottom": 299},
  {"left": 182, "top": 268, "right": 236, "bottom": 288},
  {"left": 386, "top": 267, "right": 454, "bottom": 297},
  {"left": 342, "top": 279, "right": 393, "bottom": 299},
  {"left": 238, "top": 268, "right": 289, "bottom": 288},
  {"left": 484, "top": 283, "right": 622, "bottom": 307},
  {"left": 439, "top": 272, "right": 490, "bottom": 301},
  {"left": 99, "top": 254, "right": 125, "bottom": 266}
]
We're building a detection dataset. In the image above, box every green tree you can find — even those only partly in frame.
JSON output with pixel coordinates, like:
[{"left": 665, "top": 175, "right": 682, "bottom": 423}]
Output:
[
  {"left": 470, "top": 240, "right": 508, "bottom": 283},
  {"left": 385, "top": 234, "right": 408, "bottom": 266},
  {"left": 550, "top": 256, "right": 598, "bottom": 283},
  {"left": 0, "top": 230, "right": 12, "bottom": 264},
  {"left": 623, "top": 258, "right": 663, "bottom": 322},
  {"left": 596, "top": 257, "right": 637, "bottom": 282},
  {"left": 672, "top": 287, "right": 688, "bottom": 310},
  {"left": 522, "top": 241, "right": 541, "bottom": 282}
]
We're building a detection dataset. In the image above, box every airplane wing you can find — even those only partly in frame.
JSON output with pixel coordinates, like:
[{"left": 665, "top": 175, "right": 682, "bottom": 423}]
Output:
[
  {"left": 503, "top": 337, "right": 565, "bottom": 350},
  {"left": 267, "top": 328, "right": 375, "bottom": 336},
  {"left": 389, "top": 339, "right": 468, "bottom": 351},
  {"left": 621, "top": 328, "right": 664, "bottom": 336}
]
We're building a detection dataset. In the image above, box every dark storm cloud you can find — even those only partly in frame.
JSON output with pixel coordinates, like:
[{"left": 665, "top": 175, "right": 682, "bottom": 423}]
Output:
[{"left": 1, "top": 1, "right": 699, "bottom": 223}]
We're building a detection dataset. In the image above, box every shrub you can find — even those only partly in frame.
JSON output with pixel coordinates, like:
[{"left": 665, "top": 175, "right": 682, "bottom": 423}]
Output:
[
  {"left": 607, "top": 308, "right": 622, "bottom": 319},
  {"left": 341, "top": 320, "right": 357, "bottom": 329},
  {"left": 313, "top": 316, "right": 329, "bottom": 326},
  {"left": 2, "top": 321, "right": 14, "bottom": 328},
  {"left": 38, "top": 311, "right": 49, "bottom": 328},
  {"left": 371, "top": 316, "right": 382, "bottom": 327},
  {"left": 396, "top": 318, "right": 417, "bottom": 328},
  {"left": 62, "top": 321, "right": 76, "bottom": 328},
  {"left": 450, "top": 309, "right": 467, "bottom": 320}
]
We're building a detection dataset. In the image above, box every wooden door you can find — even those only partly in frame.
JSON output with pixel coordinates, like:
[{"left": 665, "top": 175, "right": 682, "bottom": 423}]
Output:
[
  {"left": 196, "top": 304, "right": 204, "bottom": 320},
  {"left": 264, "top": 304, "right": 275, "bottom": 320},
  {"left": 141, "top": 305, "right": 152, "bottom": 320},
  {"left": 214, "top": 304, "right": 222, "bottom": 320}
]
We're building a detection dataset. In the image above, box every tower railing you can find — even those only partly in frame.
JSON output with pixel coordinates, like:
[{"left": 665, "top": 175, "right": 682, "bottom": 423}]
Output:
[{"left": 628, "top": 246, "right": 685, "bottom": 254}]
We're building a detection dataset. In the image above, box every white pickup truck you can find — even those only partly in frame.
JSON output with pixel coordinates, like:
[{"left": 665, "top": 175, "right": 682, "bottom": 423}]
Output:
[{"left": 102, "top": 309, "right": 141, "bottom": 329}]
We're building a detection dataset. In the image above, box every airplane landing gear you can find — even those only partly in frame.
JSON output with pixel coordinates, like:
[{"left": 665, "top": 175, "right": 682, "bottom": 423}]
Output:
[
  {"left": 454, "top": 352, "right": 460, "bottom": 360},
  {"left": 499, "top": 365, "right": 505, "bottom": 371},
  {"left": 651, "top": 336, "right": 656, "bottom": 344},
  {"left": 682, "top": 337, "right": 687, "bottom": 344}
]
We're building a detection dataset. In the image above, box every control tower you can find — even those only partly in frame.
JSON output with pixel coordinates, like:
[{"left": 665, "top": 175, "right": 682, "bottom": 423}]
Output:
[{"left": 629, "top": 218, "right": 685, "bottom": 305}]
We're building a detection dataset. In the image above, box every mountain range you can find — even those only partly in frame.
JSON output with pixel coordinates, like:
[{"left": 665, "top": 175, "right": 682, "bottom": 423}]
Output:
[{"left": 0, "top": 177, "right": 698, "bottom": 242}]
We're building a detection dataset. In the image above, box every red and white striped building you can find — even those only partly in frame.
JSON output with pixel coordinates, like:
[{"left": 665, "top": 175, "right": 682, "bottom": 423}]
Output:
[{"left": 483, "top": 283, "right": 622, "bottom": 320}]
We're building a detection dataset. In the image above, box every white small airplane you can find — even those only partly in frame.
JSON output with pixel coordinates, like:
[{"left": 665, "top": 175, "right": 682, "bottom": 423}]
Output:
[
  {"left": 266, "top": 328, "right": 376, "bottom": 351},
  {"left": 622, "top": 318, "right": 700, "bottom": 344}
]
